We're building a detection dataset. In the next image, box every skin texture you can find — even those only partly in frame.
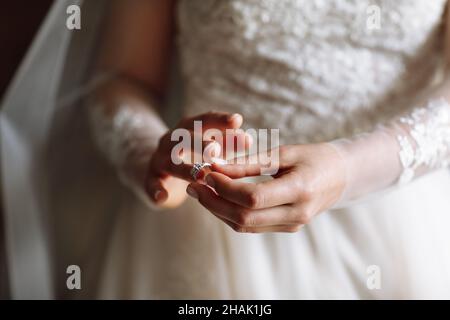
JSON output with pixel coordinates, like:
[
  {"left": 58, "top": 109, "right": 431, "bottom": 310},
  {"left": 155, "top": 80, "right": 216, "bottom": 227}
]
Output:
[
  {"left": 94, "top": 1, "right": 450, "bottom": 231},
  {"left": 187, "top": 143, "right": 347, "bottom": 233}
]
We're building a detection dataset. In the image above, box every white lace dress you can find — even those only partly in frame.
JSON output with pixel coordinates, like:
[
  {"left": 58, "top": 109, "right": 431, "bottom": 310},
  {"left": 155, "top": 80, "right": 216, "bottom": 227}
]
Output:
[{"left": 96, "top": 0, "right": 450, "bottom": 299}]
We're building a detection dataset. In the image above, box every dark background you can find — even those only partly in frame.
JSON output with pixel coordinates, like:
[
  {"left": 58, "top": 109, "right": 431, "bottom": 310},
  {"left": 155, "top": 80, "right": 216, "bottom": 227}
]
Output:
[{"left": 0, "top": 0, "right": 54, "bottom": 299}]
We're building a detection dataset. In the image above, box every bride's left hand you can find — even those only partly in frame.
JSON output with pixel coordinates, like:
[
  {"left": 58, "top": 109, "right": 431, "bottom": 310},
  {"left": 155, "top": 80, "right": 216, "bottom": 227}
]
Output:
[{"left": 186, "top": 143, "right": 347, "bottom": 233}]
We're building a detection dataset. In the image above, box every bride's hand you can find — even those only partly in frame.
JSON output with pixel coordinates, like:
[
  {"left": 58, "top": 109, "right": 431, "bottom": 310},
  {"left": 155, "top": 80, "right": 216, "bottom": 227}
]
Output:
[
  {"left": 186, "top": 143, "right": 347, "bottom": 232},
  {"left": 146, "top": 111, "right": 247, "bottom": 208}
]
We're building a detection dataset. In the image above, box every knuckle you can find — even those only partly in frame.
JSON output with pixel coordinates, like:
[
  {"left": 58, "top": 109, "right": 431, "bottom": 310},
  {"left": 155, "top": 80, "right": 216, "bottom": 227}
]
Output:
[
  {"left": 278, "top": 145, "right": 293, "bottom": 161},
  {"left": 299, "top": 183, "right": 315, "bottom": 202},
  {"left": 296, "top": 216, "right": 309, "bottom": 225},
  {"left": 245, "top": 188, "right": 263, "bottom": 209},
  {"left": 298, "top": 210, "right": 313, "bottom": 225},
  {"left": 232, "top": 225, "right": 247, "bottom": 233},
  {"left": 285, "top": 225, "right": 301, "bottom": 233},
  {"left": 292, "top": 206, "right": 313, "bottom": 225},
  {"left": 236, "top": 209, "right": 254, "bottom": 226}
]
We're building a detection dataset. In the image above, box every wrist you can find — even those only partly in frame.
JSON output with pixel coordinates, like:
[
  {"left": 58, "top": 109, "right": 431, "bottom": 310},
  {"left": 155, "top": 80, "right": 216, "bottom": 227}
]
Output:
[
  {"left": 328, "top": 127, "right": 402, "bottom": 205},
  {"left": 87, "top": 84, "right": 168, "bottom": 209}
]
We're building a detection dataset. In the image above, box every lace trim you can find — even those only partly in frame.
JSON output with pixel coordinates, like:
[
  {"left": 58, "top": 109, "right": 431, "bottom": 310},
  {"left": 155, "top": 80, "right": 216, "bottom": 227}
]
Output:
[
  {"left": 88, "top": 106, "right": 161, "bottom": 168},
  {"left": 397, "top": 98, "right": 450, "bottom": 185},
  {"left": 178, "top": 0, "right": 446, "bottom": 145}
]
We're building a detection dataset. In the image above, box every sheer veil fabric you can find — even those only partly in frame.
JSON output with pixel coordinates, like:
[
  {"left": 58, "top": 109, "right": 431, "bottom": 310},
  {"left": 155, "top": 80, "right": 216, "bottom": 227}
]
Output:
[{"left": 1, "top": 0, "right": 114, "bottom": 299}]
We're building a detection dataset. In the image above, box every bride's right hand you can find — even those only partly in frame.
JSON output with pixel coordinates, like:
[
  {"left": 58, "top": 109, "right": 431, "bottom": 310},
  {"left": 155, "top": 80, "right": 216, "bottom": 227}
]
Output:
[{"left": 147, "top": 111, "right": 246, "bottom": 208}]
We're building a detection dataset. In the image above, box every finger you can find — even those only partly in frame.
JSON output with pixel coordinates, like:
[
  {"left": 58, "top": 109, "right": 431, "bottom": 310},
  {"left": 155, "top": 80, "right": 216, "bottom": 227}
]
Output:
[
  {"left": 165, "top": 160, "right": 198, "bottom": 182},
  {"left": 221, "top": 220, "right": 302, "bottom": 234},
  {"left": 215, "top": 212, "right": 301, "bottom": 233},
  {"left": 146, "top": 175, "right": 169, "bottom": 204},
  {"left": 211, "top": 162, "right": 264, "bottom": 178},
  {"left": 177, "top": 112, "right": 243, "bottom": 131},
  {"left": 158, "top": 130, "right": 221, "bottom": 158},
  {"left": 160, "top": 128, "right": 251, "bottom": 161},
  {"left": 147, "top": 175, "right": 189, "bottom": 208},
  {"left": 160, "top": 176, "right": 189, "bottom": 208},
  {"left": 187, "top": 183, "right": 300, "bottom": 227},
  {"left": 204, "top": 172, "right": 300, "bottom": 209},
  {"left": 150, "top": 146, "right": 217, "bottom": 182},
  {"left": 164, "top": 158, "right": 214, "bottom": 182}
]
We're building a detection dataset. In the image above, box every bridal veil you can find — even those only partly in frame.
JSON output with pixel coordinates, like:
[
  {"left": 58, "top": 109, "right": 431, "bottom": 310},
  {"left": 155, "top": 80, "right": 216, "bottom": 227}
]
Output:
[{"left": 0, "top": 0, "right": 121, "bottom": 299}]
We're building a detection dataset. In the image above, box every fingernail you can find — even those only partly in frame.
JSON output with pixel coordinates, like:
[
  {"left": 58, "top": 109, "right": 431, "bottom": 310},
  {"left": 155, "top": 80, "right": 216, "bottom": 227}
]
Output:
[
  {"left": 211, "top": 157, "right": 228, "bottom": 165},
  {"left": 205, "top": 175, "right": 215, "bottom": 188},
  {"left": 153, "top": 189, "right": 164, "bottom": 202},
  {"left": 186, "top": 185, "right": 199, "bottom": 199},
  {"left": 204, "top": 142, "right": 221, "bottom": 157}
]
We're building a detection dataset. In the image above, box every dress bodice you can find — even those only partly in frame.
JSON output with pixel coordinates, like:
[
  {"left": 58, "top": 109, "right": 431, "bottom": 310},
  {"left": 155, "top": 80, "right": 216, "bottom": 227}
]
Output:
[{"left": 177, "top": 0, "right": 447, "bottom": 144}]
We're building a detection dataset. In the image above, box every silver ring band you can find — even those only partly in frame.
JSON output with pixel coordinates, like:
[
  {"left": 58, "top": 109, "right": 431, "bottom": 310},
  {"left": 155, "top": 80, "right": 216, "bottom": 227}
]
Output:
[{"left": 190, "top": 162, "right": 211, "bottom": 180}]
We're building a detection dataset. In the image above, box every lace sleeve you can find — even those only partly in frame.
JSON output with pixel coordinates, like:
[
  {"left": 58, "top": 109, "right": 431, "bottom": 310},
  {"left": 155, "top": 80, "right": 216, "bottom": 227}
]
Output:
[
  {"left": 87, "top": 79, "right": 168, "bottom": 207},
  {"left": 396, "top": 98, "right": 450, "bottom": 184},
  {"left": 331, "top": 95, "right": 450, "bottom": 205}
]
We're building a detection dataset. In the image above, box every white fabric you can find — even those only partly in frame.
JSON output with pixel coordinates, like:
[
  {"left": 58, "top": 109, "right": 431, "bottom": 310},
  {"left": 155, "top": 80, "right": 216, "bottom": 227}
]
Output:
[
  {"left": 1, "top": 0, "right": 111, "bottom": 299},
  {"left": 177, "top": 0, "right": 446, "bottom": 143},
  {"left": 331, "top": 96, "right": 450, "bottom": 205},
  {"left": 3, "top": 0, "right": 450, "bottom": 299},
  {"left": 1, "top": 0, "right": 82, "bottom": 298}
]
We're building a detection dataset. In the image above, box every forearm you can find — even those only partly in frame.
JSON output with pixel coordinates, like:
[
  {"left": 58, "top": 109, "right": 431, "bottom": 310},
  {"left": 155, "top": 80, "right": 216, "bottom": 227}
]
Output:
[
  {"left": 87, "top": 76, "right": 168, "bottom": 204},
  {"left": 89, "top": 0, "right": 174, "bottom": 175},
  {"left": 331, "top": 76, "right": 450, "bottom": 205},
  {"left": 88, "top": 77, "right": 167, "bottom": 164}
]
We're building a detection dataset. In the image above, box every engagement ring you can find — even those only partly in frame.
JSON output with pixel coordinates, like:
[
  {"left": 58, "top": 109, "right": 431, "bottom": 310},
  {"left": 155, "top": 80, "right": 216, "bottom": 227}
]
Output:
[{"left": 190, "top": 162, "right": 212, "bottom": 180}]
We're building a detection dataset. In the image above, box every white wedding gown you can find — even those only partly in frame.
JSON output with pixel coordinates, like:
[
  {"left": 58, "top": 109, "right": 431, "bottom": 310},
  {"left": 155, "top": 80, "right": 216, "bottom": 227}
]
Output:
[
  {"left": 96, "top": 0, "right": 450, "bottom": 299},
  {"left": 3, "top": 0, "right": 450, "bottom": 299}
]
